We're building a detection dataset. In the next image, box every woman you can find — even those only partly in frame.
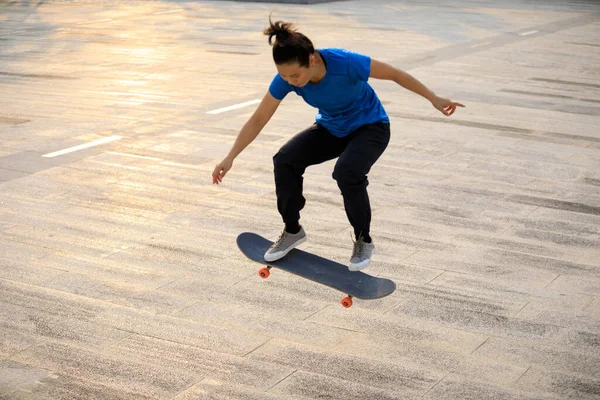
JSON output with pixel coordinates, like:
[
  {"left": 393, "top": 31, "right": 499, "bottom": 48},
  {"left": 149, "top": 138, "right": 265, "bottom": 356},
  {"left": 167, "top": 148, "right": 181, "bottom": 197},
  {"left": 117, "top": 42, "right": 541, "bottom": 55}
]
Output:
[{"left": 213, "top": 19, "right": 464, "bottom": 271}]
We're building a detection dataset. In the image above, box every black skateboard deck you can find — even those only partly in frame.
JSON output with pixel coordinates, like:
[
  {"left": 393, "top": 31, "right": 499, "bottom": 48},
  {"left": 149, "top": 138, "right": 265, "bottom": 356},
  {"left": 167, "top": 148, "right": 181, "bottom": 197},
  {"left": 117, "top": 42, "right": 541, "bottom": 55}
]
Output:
[{"left": 236, "top": 232, "right": 396, "bottom": 308}]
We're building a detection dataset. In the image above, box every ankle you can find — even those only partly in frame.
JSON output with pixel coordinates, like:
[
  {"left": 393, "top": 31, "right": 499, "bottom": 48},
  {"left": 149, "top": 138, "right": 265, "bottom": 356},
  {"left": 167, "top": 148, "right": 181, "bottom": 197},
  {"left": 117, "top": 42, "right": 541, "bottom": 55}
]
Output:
[
  {"left": 285, "top": 223, "right": 301, "bottom": 235},
  {"left": 357, "top": 235, "right": 372, "bottom": 244}
]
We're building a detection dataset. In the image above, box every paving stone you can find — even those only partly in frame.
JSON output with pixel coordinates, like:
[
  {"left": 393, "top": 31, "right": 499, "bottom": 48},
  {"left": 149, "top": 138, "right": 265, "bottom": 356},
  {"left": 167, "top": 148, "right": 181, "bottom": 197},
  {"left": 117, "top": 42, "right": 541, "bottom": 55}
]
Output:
[
  {"left": 3, "top": 222, "right": 146, "bottom": 259},
  {"left": 507, "top": 227, "right": 600, "bottom": 249},
  {"left": 5, "top": 373, "right": 154, "bottom": 400},
  {"left": 406, "top": 247, "right": 600, "bottom": 283},
  {"left": 41, "top": 271, "right": 198, "bottom": 315},
  {"left": 0, "top": 168, "right": 28, "bottom": 182},
  {"left": 0, "top": 359, "right": 49, "bottom": 398},
  {"left": 309, "top": 305, "right": 487, "bottom": 354},
  {"left": 0, "top": 256, "right": 67, "bottom": 286},
  {"left": 0, "top": 279, "right": 109, "bottom": 321},
  {"left": 450, "top": 232, "right": 566, "bottom": 259},
  {"left": 472, "top": 336, "right": 600, "bottom": 380},
  {"left": 105, "top": 334, "right": 295, "bottom": 392},
  {"left": 175, "top": 300, "right": 350, "bottom": 349},
  {"left": 514, "top": 366, "right": 600, "bottom": 400},
  {"left": 332, "top": 332, "right": 525, "bottom": 387},
  {"left": 10, "top": 341, "right": 201, "bottom": 399},
  {"left": 422, "top": 376, "right": 559, "bottom": 400},
  {"left": 392, "top": 280, "right": 529, "bottom": 317},
  {"left": 248, "top": 340, "right": 438, "bottom": 398},
  {"left": 482, "top": 209, "right": 600, "bottom": 237},
  {"left": 150, "top": 267, "right": 254, "bottom": 303},
  {"left": 0, "top": 239, "right": 56, "bottom": 265},
  {"left": 557, "top": 329, "right": 600, "bottom": 353},
  {"left": 196, "top": 273, "right": 332, "bottom": 320},
  {"left": 90, "top": 305, "right": 269, "bottom": 356},
  {"left": 0, "top": 327, "right": 43, "bottom": 358},
  {"left": 172, "top": 381, "right": 306, "bottom": 400},
  {"left": 585, "top": 297, "right": 600, "bottom": 317},
  {"left": 0, "top": 301, "right": 130, "bottom": 350},
  {"left": 30, "top": 252, "right": 177, "bottom": 289},
  {"left": 270, "top": 370, "right": 421, "bottom": 400},
  {"left": 515, "top": 302, "right": 600, "bottom": 333},
  {"left": 428, "top": 271, "right": 594, "bottom": 313},
  {"left": 389, "top": 296, "right": 563, "bottom": 341},
  {"left": 403, "top": 247, "right": 560, "bottom": 286},
  {"left": 105, "top": 234, "right": 242, "bottom": 271},
  {"left": 0, "top": 151, "right": 69, "bottom": 174}
]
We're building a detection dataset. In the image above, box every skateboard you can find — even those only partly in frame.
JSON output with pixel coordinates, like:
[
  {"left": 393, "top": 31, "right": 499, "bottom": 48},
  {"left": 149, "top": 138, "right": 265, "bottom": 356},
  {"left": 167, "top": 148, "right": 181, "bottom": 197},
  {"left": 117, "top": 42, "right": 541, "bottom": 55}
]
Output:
[{"left": 236, "top": 232, "right": 396, "bottom": 308}]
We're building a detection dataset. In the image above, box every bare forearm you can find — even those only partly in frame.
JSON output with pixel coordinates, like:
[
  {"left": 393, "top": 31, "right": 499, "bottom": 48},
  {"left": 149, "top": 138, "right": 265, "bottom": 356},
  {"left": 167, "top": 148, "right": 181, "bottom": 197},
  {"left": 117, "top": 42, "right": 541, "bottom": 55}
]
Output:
[
  {"left": 227, "top": 117, "right": 264, "bottom": 160},
  {"left": 392, "top": 69, "right": 436, "bottom": 103},
  {"left": 370, "top": 59, "right": 464, "bottom": 117}
]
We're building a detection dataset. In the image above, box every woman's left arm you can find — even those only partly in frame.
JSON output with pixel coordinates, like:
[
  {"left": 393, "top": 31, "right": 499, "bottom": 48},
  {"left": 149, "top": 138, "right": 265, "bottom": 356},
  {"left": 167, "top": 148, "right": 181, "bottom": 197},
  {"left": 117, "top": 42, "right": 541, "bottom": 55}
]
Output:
[{"left": 370, "top": 58, "right": 465, "bottom": 117}]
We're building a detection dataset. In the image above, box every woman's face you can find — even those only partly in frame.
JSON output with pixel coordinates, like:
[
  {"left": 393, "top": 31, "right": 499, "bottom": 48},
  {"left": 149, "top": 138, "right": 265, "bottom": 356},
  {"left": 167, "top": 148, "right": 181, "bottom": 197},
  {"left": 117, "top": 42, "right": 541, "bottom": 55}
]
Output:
[{"left": 276, "top": 54, "right": 316, "bottom": 87}]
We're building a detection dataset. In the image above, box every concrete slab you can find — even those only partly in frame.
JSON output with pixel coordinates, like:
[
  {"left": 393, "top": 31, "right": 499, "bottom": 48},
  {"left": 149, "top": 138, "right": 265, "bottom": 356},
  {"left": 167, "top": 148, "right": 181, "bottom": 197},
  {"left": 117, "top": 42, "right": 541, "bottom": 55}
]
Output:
[
  {"left": 11, "top": 341, "right": 201, "bottom": 399},
  {"left": 0, "top": 359, "right": 49, "bottom": 398},
  {"left": 248, "top": 339, "right": 440, "bottom": 397},
  {"left": 6, "top": 373, "right": 154, "bottom": 400}
]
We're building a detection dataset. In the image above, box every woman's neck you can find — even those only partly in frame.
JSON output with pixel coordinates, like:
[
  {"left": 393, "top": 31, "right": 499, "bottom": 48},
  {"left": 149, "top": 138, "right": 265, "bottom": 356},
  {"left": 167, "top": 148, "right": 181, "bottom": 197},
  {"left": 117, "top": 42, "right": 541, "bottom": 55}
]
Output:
[{"left": 309, "top": 51, "right": 327, "bottom": 84}]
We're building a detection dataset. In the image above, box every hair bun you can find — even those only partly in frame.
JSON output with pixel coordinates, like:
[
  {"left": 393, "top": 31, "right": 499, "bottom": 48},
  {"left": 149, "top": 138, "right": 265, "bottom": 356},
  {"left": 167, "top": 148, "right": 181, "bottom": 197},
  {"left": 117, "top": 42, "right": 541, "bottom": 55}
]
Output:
[
  {"left": 264, "top": 18, "right": 296, "bottom": 45},
  {"left": 275, "top": 28, "right": 290, "bottom": 42}
]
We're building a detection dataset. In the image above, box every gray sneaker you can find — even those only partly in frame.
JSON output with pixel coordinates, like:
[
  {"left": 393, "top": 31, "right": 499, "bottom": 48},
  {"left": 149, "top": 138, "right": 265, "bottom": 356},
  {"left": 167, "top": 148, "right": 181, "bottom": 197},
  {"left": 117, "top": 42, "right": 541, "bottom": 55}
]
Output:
[
  {"left": 349, "top": 238, "right": 374, "bottom": 271},
  {"left": 264, "top": 226, "right": 307, "bottom": 262}
]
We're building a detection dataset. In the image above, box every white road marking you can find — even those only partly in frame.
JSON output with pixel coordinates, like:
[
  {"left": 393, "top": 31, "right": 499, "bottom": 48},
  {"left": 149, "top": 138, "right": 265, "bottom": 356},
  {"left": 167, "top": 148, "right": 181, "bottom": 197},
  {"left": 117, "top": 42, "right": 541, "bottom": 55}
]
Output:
[
  {"left": 43, "top": 136, "right": 122, "bottom": 158},
  {"left": 519, "top": 30, "right": 538, "bottom": 36},
  {"left": 207, "top": 99, "right": 261, "bottom": 114}
]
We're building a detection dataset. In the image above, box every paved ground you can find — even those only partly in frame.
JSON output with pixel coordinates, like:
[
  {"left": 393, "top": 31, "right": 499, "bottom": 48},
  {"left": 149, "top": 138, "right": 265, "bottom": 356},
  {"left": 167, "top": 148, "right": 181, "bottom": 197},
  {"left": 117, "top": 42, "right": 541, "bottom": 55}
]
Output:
[{"left": 1, "top": 0, "right": 599, "bottom": 399}]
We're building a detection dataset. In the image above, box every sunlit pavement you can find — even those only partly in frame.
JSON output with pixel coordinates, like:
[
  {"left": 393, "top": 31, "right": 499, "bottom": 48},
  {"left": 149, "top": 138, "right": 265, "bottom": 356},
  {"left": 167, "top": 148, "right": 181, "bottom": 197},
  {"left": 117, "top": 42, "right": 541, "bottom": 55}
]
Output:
[{"left": 1, "top": 1, "right": 599, "bottom": 398}]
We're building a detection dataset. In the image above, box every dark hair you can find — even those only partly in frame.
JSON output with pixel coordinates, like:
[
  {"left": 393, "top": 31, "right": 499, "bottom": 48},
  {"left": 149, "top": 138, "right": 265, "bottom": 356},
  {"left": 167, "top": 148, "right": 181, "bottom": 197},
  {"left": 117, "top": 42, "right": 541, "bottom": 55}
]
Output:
[{"left": 263, "top": 17, "right": 314, "bottom": 67}]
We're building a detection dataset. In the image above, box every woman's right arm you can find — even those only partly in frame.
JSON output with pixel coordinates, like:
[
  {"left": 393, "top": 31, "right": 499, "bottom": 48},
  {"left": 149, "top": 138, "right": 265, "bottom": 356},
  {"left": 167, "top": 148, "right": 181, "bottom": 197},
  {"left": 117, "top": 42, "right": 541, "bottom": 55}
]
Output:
[{"left": 212, "top": 91, "right": 281, "bottom": 184}]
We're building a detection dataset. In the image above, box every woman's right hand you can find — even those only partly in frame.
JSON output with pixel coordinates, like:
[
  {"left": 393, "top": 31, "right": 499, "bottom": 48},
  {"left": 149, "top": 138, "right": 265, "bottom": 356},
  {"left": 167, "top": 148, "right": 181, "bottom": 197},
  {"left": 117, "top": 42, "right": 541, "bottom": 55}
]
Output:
[{"left": 212, "top": 156, "right": 234, "bottom": 184}]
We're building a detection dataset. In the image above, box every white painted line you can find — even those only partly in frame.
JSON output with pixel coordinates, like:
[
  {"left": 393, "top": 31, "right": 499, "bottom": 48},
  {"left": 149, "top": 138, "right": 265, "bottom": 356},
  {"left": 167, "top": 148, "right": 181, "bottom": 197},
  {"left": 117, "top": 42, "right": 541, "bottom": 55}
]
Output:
[
  {"left": 519, "top": 30, "right": 538, "bottom": 36},
  {"left": 108, "top": 152, "right": 163, "bottom": 161},
  {"left": 43, "top": 136, "right": 122, "bottom": 158},
  {"left": 207, "top": 99, "right": 261, "bottom": 115},
  {"left": 153, "top": 9, "right": 183, "bottom": 15}
]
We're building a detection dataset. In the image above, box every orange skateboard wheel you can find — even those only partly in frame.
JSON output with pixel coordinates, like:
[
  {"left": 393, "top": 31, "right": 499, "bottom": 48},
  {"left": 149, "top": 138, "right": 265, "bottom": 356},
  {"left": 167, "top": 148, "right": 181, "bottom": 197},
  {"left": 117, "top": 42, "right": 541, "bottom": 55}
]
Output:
[
  {"left": 258, "top": 267, "right": 270, "bottom": 279},
  {"left": 341, "top": 296, "right": 353, "bottom": 308}
]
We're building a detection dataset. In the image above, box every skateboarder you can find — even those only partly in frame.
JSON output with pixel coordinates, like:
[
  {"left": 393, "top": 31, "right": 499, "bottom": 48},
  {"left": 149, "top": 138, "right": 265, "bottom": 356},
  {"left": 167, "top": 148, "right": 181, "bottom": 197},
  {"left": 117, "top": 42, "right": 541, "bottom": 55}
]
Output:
[{"left": 213, "top": 18, "right": 464, "bottom": 271}]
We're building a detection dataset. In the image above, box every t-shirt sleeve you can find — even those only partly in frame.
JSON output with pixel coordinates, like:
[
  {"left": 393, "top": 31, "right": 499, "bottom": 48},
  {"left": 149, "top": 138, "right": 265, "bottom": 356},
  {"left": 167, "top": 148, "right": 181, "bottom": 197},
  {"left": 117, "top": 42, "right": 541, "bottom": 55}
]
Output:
[
  {"left": 268, "top": 74, "right": 292, "bottom": 100},
  {"left": 346, "top": 50, "right": 371, "bottom": 82}
]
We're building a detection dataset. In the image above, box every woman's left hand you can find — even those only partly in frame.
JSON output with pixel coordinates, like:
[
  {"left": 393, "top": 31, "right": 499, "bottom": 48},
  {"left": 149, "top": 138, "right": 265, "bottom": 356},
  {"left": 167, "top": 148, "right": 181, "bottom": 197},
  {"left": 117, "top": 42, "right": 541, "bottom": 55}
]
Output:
[{"left": 431, "top": 96, "right": 465, "bottom": 117}]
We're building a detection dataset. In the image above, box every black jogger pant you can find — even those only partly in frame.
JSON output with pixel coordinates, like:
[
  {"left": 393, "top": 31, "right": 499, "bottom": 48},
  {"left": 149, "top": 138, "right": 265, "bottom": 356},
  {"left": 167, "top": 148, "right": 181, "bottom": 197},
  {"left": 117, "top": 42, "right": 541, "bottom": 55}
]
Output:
[{"left": 273, "top": 122, "right": 390, "bottom": 240}]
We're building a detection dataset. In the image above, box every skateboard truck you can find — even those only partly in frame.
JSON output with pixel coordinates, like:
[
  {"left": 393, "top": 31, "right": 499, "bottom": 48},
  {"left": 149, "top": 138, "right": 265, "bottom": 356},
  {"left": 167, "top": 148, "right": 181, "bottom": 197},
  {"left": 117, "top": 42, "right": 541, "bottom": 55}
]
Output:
[{"left": 258, "top": 266, "right": 355, "bottom": 308}]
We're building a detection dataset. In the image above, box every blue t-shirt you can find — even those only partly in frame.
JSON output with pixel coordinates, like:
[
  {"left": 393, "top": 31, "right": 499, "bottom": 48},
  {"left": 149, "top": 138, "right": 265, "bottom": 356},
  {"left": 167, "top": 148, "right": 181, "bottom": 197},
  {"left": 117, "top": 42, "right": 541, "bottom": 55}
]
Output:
[{"left": 268, "top": 48, "right": 389, "bottom": 137}]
